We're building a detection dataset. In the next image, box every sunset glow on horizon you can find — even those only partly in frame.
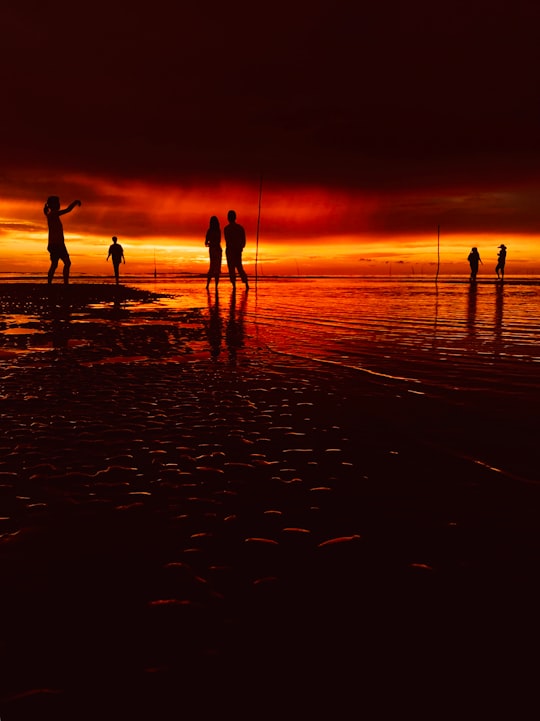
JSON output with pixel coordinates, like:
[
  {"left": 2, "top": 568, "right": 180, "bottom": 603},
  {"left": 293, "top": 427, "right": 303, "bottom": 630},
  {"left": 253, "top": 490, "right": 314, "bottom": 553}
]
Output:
[{"left": 1, "top": 175, "right": 540, "bottom": 278}]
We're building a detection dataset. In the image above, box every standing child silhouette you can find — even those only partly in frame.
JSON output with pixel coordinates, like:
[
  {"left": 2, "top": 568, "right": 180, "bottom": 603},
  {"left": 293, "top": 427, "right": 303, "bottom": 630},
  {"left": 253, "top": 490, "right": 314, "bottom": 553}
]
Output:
[
  {"left": 44, "top": 196, "right": 81, "bottom": 284},
  {"left": 107, "top": 236, "right": 126, "bottom": 284}
]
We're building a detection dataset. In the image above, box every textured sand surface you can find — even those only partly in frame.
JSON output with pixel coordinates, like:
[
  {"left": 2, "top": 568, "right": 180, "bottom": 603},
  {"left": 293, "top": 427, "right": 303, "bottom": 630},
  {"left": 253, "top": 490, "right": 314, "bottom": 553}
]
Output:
[{"left": 0, "top": 284, "right": 538, "bottom": 719}]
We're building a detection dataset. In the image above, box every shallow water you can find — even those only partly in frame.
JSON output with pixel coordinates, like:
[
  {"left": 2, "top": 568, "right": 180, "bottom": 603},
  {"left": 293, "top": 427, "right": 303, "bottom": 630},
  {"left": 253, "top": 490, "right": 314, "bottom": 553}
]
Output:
[
  {"left": 124, "top": 276, "right": 540, "bottom": 397},
  {"left": 1, "top": 276, "right": 539, "bottom": 401}
]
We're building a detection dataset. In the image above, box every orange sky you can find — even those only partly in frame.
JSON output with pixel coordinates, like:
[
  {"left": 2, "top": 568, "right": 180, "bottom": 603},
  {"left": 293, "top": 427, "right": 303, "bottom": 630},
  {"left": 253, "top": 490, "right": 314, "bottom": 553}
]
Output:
[
  {"left": 3, "top": 2, "right": 540, "bottom": 280},
  {"left": 1, "top": 174, "right": 539, "bottom": 277}
]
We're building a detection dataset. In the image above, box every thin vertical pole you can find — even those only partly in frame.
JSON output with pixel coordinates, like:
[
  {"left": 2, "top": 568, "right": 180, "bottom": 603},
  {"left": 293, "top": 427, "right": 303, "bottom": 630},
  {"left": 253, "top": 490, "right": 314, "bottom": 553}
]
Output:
[
  {"left": 255, "top": 173, "right": 262, "bottom": 286},
  {"left": 435, "top": 225, "right": 440, "bottom": 283}
]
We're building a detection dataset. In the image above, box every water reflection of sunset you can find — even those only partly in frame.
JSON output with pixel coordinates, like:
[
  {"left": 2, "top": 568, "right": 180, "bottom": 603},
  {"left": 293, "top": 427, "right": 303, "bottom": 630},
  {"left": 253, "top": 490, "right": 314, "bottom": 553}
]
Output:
[{"left": 1, "top": 177, "right": 540, "bottom": 276}]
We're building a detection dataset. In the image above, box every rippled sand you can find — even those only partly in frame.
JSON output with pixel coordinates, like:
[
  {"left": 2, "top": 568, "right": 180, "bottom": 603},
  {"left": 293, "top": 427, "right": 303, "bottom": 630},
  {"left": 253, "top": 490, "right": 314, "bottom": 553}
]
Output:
[{"left": 0, "top": 284, "right": 538, "bottom": 719}]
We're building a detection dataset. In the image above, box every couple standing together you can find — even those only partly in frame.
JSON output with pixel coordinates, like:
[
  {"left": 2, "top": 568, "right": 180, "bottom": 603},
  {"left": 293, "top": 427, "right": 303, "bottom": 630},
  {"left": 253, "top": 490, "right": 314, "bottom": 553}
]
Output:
[{"left": 205, "top": 210, "right": 249, "bottom": 291}]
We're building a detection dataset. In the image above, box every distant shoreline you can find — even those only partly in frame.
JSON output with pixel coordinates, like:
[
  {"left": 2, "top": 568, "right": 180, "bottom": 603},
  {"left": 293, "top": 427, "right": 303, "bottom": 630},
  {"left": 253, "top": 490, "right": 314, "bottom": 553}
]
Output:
[{"left": 0, "top": 273, "right": 539, "bottom": 285}]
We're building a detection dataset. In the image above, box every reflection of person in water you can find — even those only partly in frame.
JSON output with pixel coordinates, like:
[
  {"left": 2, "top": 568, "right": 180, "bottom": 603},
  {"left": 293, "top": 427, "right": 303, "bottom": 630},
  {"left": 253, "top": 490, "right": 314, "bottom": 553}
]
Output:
[
  {"left": 495, "top": 244, "right": 507, "bottom": 280},
  {"left": 205, "top": 216, "right": 222, "bottom": 290},
  {"left": 47, "top": 292, "right": 71, "bottom": 349},
  {"left": 467, "top": 246, "right": 482, "bottom": 282},
  {"left": 44, "top": 196, "right": 82, "bottom": 284},
  {"left": 225, "top": 287, "right": 247, "bottom": 363},
  {"left": 467, "top": 282, "right": 477, "bottom": 342},
  {"left": 494, "top": 282, "right": 504, "bottom": 350},
  {"left": 107, "top": 236, "right": 125, "bottom": 284},
  {"left": 205, "top": 288, "right": 223, "bottom": 359}
]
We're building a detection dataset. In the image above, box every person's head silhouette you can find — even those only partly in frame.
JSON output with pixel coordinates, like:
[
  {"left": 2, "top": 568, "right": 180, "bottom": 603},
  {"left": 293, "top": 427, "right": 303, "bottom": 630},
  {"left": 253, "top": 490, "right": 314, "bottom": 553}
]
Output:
[
  {"left": 227, "top": 210, "right": 236, "bottom": 223},
  {"left": 46, "top": 196, "right": 60, "bottom": 211}
]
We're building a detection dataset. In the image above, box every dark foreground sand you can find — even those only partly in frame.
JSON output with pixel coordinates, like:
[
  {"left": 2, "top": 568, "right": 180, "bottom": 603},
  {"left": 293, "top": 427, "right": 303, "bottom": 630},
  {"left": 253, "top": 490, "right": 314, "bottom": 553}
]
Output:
[{"left": 0, "top": 284, "right": 539, "bottom": 719}]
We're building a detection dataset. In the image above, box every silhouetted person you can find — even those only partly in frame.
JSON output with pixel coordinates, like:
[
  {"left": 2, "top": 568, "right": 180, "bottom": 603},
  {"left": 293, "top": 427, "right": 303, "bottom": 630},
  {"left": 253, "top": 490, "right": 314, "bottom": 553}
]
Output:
[
  {"left": 224, "top": 210, "right": 249, "bottom": 289},
  {"left": 44, "top": 196, "right": 81, "bottom": 284},
  {"left": 107, "top": 236, "right": 125, "bottom": 284},
  {"left": 467, "top": 246, "right": 482, "bottom": 282},
  {"left": 205, "top": 216, "right": 222, "bottom": 290},
  {"left": 495, "top": 244, "right": 507, "bottom": 280}
]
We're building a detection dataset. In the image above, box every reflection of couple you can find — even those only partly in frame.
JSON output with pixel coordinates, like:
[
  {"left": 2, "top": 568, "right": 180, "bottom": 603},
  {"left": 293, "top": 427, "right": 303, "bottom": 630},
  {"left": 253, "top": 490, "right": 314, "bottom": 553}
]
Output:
[
  {"left": 466, "top": 282, "right": 504, "bottom": 344},
  {"left": 205, "top": 287, "right": 247, "bottom": 361}
]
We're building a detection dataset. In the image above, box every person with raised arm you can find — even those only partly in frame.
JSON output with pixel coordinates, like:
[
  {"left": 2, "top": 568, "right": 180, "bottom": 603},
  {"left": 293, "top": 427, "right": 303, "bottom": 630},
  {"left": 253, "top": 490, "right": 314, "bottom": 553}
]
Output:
[{"left": 44, "top": 195, "right": 81, "bottom": 284}]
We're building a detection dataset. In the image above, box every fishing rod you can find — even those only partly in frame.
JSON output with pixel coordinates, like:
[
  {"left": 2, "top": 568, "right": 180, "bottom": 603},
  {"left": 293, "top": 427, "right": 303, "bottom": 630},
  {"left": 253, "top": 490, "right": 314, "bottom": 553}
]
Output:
[{"left": 255, "top": 173, "right": 262, "bottom": 286}]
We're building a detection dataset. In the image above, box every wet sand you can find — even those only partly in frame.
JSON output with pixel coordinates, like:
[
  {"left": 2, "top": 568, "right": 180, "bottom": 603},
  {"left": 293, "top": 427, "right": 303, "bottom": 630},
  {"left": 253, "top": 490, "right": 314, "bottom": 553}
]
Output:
[{"left": 0, "top": 284, "right": 538, "bottom": 719}]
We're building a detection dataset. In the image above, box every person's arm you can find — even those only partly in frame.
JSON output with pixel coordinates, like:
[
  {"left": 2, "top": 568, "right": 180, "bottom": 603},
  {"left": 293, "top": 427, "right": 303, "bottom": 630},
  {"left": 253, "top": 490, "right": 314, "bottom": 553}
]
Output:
[{"left": 58, "top": 200, "right": 82, "bottom": 216}]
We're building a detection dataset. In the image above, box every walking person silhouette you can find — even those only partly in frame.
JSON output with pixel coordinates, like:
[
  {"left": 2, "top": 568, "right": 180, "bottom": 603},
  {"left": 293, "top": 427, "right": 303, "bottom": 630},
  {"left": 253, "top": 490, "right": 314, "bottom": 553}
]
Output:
[
  {"left": 44, "top": 196, "right": 81, "bottom": 284},
  {"left": 107, "top": 236, "right": 125, "bottom": 284},
  {"left": 467, "top": 246, "right": 482, "bottom": 282},
  {"left": 205, "top": 216, "right": 222, "bottom": 290},
  {"left": 495, "top": 244, "right": 507, "bottom": 280},
  {"left": 224, "top": 210, "right": 249, "bottom": 290}
]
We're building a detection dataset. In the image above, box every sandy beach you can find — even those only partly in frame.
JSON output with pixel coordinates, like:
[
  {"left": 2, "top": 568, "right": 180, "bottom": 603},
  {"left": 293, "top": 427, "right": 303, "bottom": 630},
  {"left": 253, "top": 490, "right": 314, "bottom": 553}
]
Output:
[{"left": 0, "top": 282, "right": 539, "bottom": 719}]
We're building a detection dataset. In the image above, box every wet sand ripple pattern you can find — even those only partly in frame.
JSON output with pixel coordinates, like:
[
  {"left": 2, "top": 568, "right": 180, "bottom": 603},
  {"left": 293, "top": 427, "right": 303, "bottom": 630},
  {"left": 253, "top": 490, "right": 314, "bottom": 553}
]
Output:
[{"left": 0, "top": 284, "right": 539, "bottom": 718}]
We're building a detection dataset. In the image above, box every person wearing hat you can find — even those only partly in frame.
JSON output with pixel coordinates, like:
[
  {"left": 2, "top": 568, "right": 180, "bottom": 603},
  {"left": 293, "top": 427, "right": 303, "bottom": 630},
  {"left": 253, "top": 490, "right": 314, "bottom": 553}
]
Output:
[{"left": 495, "top": 244, "right": 507, "bottom": 280}]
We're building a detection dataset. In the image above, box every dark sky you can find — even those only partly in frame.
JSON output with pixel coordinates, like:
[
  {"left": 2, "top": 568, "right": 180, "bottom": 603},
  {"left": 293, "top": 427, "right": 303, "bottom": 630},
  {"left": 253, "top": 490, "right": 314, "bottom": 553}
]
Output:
[{"left": 2, "top": 0, "right": 540, "bottom": 198}]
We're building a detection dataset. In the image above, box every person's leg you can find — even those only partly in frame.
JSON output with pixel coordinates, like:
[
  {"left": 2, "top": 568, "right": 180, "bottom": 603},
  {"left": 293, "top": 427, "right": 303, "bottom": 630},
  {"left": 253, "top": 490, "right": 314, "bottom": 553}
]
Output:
[
  {"left": 48, "top": 258, "right": 58, "bottom": 283},
  {"left": 226, "top": 251, "right": 236, "bottom": 286},
  {"left": 63, "top": 256, "right": 71, "bottom": 284},
  {"left": 237, "top": 258, "right": 249, "bottom": 288}
]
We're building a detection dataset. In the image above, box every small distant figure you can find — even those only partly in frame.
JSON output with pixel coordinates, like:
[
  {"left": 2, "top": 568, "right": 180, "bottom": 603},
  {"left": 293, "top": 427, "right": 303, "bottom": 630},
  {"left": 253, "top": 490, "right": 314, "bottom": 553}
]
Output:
[
  {"left": 224, "top": 210, "right": 249, "bottom": 290},
  {"left": 205, "top": 216, "right": 222, "bottom": 290},
  {"left": 44, "top": 196, "right": 81, "bottom": 284},
  {"left": 467, "top": 246, "right": 482, "bottom": 282},
  {"left": 107, "top": 236, "right": 125, "bottom": 284},
  {"left": 495, "top": 243, "right": 507, "bottom": 280}
]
